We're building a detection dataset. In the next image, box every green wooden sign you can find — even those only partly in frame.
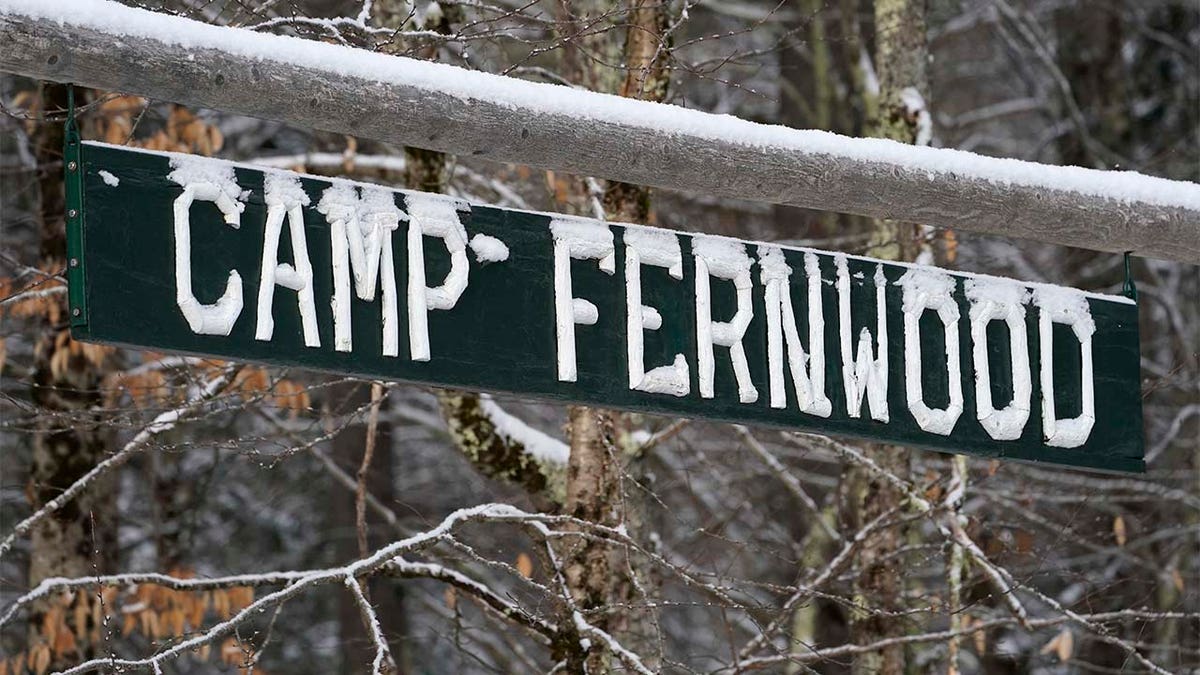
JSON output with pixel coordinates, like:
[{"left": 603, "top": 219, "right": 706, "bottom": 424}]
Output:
[{"left": 65, "top": 141, "right": 1145, "bottom": 472}]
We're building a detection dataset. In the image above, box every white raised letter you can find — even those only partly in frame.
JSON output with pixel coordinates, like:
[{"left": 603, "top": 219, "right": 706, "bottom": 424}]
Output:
[
  {"left": 1034, "top": 288, "right": 1096, "bottom": 448},
  {"left": 256, "top": 173, "right": 320, "bottom": 347},
  {"left": 624, "top": 228, "right": 689, "bottom": 396},
  {"left": 406, "top": 194, "right": 470, "bottom": 362},
  {"left": 693, "top": 236, "right": 758, "bottom": 403},
  {"left": 965, "top": 279, "right": 1031, "bottom": 440},
  {"left": 551, "top": 217, "right": 615, "bottom": 382},
  {"left": 319, "top": 184, "right": 403, "bottom": 356},
  {"left": 169, "top": 165, "right": 245, "bottom": 336},
  {"left": 836, "top": 255, "right": 888, "bottom": 422},
  {"left": 758, "top": 247, "right": 831, "bottom": 416},
  {"left": 898, "top": 270, "right": 963, "bottom": 435}
]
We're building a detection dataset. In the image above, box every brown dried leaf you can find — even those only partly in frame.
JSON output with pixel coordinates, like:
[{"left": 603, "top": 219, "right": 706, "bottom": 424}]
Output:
[
  {"left": 971, "top": 621, "right": 986, "bottom": 654},
  {"left": 92, "top": 591, "right": 103, "bottom": 629},
  {"left": 51, "top": 622, "right": 77, "bottom": 658},
  {"left": 944, "top": 229, "right": 959, "bottom": 263},
  {"left": 73, "top": 592, "right": 89, "bottom": 642},
  {"left": 1015, "top": 529, "right": 1035, "bottom": 555},
  {"left": 188, "top": 592, "right": 206, "bottom": 628},
  {"left": 272, "top": 379, "right": 311, "bottom": 416},
  {"left": 103, "top": 117, "right": 130, "bottom": 145},
  {"left": 516, "top": 552, "right": 534, "bottom": 579},
  {"left": 213, "top": 589, "right": 230, "bottom": 620},
  {"left": 444, "top": 587, "right": 457, "bottom": 611},
  {"left": 1040, "top": 628, "right": 1073, "bottom": 663},
  {"left": 228, "top": 586, "right": 254, "bottom": 612},
  {"left": 207, "top": 126, "right": 224, "bottom": 155},
  {"left": 170, "top": 608, "right": 187, "bottom": 637},
  {"left": 1113, "top": 516, "right": 1127, "bottom": 547},
  {"left": 41, "top": 607, "right": 61, "bottom": 647},
  {"left": 236, "top": 368, "right": 270, "bottom": 398},
  {"left": 1171, "top": 568, "right": 1184, "bottom": 593},
  {"left": 30, "top": 644, "right": 50, "bottom": 675}
]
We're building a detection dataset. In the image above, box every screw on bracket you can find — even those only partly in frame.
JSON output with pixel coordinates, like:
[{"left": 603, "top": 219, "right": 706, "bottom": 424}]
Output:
[
  {"left": 68, "top": 209, "right": 78, "bottom": 218},
  {"left": 72, "top": 308, "right": 81, "bottom": 317},
  {"left": 67, "top": 160, "right": 77, "bottom": 171}
]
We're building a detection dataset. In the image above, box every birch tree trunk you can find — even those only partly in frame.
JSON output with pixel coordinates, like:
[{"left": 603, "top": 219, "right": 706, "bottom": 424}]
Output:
[
  {"left": 842, "top": 2, "right": 929, "bottom": 674},
  {"left": 554, "top": 2, "right": 674, "bottom": 669}
]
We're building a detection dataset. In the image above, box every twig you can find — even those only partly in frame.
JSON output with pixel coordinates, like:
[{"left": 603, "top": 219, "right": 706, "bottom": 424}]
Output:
[
  {"left": 357, "top": 382, "right": 386, "bottom": 558},
  {"left": 0, "top": 367, "right": 239, "bottom": 561}
]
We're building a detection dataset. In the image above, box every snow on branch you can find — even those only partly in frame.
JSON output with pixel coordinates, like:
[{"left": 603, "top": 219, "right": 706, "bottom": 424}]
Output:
[
  {"left": 344, "top": 575, "right": 395, "bottom": 675},
  {"left": 11, "top": 504, "right": 660, "bottom": 675},
  {"left": 438, "top": 391, "right": 568, "bottom": 502},
  {"left": 0, "top": 366, "right": 240, "bottom": 561}
]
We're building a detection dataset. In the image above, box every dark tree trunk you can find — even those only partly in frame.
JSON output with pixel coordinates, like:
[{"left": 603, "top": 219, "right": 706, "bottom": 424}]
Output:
[{"left": 27, "top": 82, "right": 118, "bottom": 669}]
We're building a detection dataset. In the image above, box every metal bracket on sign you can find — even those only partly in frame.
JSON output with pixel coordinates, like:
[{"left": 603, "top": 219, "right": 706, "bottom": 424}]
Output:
[
  {"left": 1122, "top": 251, "right": 1138, "bottom": 302},
  {"left": 64, "top": 84, "right": 88, "bottom": 327}
]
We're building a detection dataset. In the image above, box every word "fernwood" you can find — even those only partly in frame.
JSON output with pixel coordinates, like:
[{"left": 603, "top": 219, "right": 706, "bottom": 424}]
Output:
[{"left": 67, "top": 143, "right": 1144, "bottom": 471}]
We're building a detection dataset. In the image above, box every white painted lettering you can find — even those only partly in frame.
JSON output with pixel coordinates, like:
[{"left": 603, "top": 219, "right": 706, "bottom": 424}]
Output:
[
  {"left": 1034, "top": 288, "right": 1096, "bottom": 448},
  {"left": 898, "top": 270, "right": 963, "bottom": 435},
  {"left": 625, "top": 228, "right": 689, "bottom": 397},
  {"left": 965, "top": 279, "right": 1031, "bottom": 440},
  {"left": 551, "top": 218, "right": 615, "bottom": 382},
  {"left": 255, "top": 174, "right": 320, "bottom": 347},
  {"left": 693, "top": 236, "right": 758, "bottom": 403},
  {"left": 406, "top": 194, "right": 470, "bottom": 362},
  {"left": 758, "top": 246, "right": 831, "bottom": 416},
  {"left": 836, "top": 256, "right": 889, "bottom": 422}
]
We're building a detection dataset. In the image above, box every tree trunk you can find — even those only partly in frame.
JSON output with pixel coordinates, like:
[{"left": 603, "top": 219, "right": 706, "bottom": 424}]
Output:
[
  {"left": 841, "top": 2, "right": 929, "bottom": 674},
  {"left": 27, "top": 83, "right": 118, "bottom": 670},
  {"left": 553, "top": 3, "right": 674, "bottom": 669}
]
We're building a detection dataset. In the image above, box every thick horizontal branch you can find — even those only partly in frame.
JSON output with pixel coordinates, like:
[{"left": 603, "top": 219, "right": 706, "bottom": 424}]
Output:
[{"left": 2, "top": 0, "right": 1199, "bottom": 262}]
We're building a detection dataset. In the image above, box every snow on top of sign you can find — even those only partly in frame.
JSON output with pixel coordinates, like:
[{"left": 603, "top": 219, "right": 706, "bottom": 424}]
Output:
[
  {"left": 549, "top": 215, "right": 611, "bottom": 241},
  {"left": 964, "top": 277, "right": 1029, "bottom": 307},
  {"left": 897, "top": 268, "right": 957, "bottom": 310},
  {"left": 315, "top": 181, "right": 359, "bottom": 221},
  {"left": 13, "top": 0, "right": 1199, "bottom": 212},
  {"left": 85, "top": 141, "right": 1136, "bottom": 305},
  {"left": 263, "top": 171, "right": 310, "bottom": 208},
  {"left": 623, "top": 227, "right": 679, "bottom": 259},
  {"left": 1033, "top": 286, "right": 1097, "bottom": 335},
  {"left": 167, "top": 153, "right": 241, "bottom": 201},
  {"left": 477, "top": 395, "right": 568, "bottom": 466},
  {"left": 469, "top": 234, "right": 509, "bottom": 263},
  {"left": 692, "top": 235, "right": 751, "bottom": 276},
  {"left": 360, "top": 186, "right": 404, "bottom": 225},
  {"left": 623, "top": 226, "right": 683, "bottom": 277},
  {"left": 404, "top": 192, "right": 469, "bottom": 241},
  {"left": 756, "top": 245, "right": 790, "bottom": 283}
]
